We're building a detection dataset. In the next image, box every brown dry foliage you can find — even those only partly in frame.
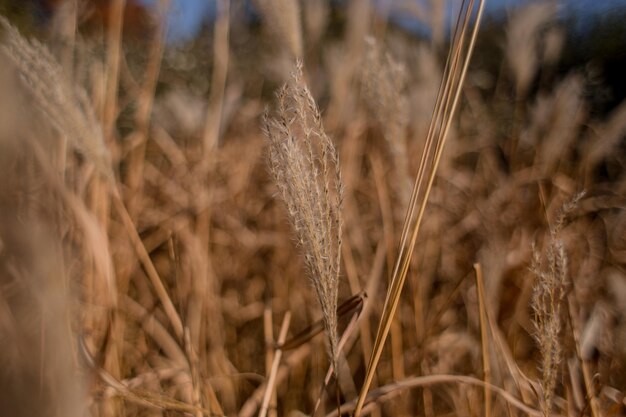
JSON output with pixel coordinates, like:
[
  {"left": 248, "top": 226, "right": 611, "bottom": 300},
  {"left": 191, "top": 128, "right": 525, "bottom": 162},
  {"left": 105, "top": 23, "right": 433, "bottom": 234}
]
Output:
[{"left": 0, "top": 2, "right": 625, "bottom": 417}]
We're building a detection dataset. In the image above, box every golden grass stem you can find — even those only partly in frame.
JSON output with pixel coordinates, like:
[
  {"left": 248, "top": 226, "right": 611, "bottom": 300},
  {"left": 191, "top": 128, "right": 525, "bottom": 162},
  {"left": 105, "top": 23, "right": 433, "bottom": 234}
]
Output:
[
  {"left": 103, "top": 0, "right": 125, "bottom": 142},
  {"left": 258, "top": 312, "right": 292, "bottom": 417},
  {"left": 125, "top": 0, "right": 169, "bottom": 216},
  {"left": 203, "top": 0, "right": 230, "bottom": 154},
  {"left": 342, "top": 240, "right": 375, "bottom": 366},
  {"left": 238, "top": 344, "right": 312, "bottom": 417},
  {"left": 111, "top": 189, "right": 184, "bottom": 340},
  {"left": 312, "top": 294, "right": 367, "bottom": 416},
  {"left": 474, "top": 263, "right": 492, "bottom": 417},
  {"left": 353, "top": 1, "right": 485, "bottom": 415},
  {"left": 184, "top": 328, "right": 207, "bottom": 417},
  {"left": 567, "top": 294, "right": 602, "bottom": 417},
  {"left": 280, "top": 293, "right": 366, "bottom": 352},
  {"left": 333, "top": 374, "right": 541, "bottom": 417},
  {"left": 263, "top": 308, "right": 278, "bottom": 417}
]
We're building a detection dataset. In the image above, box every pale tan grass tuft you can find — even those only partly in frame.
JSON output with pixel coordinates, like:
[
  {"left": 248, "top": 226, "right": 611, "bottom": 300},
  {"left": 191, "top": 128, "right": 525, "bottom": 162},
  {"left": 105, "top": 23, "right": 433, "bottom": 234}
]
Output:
[
  {"left": 263, "top": 61, "right": 344, "bottom": 372},
  {"left": 0, "top": 16, "right": 112, "bottom": 180},
  {"left": 527, "top": 74, "right": 585, "bottom": 175},
  {"left": 302, "top": 0, "right": 329, "bottom": 50},
  {"left": 530, "top": 191, "right": 585, "bottom": 417},
  {"left": 0, "top": 220, "right": 86, "bottom": 417},
  {"left": 582, "top": 100, "right": 626, "bottom": 176},
  {"left": 542, "top": 26, "right": 565, "bottom": 66},
  {"left": 361, "top": 37, "right": 411, "bottom": 203},
  {"left": 256, "top": 0, "right": 303, "bottom": 59},
  {"left": 506, "top": 3, "right": 557, "bottom": 97},
  {"left": 0, "top": 130, "right": 87, "bottom": 417}
]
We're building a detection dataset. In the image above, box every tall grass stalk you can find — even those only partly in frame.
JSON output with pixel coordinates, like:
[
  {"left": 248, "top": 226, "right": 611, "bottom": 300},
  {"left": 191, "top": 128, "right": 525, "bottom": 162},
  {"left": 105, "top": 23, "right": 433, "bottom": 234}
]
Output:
[{"left": 353, "top": 0, "right": 485, "bottom": 414}]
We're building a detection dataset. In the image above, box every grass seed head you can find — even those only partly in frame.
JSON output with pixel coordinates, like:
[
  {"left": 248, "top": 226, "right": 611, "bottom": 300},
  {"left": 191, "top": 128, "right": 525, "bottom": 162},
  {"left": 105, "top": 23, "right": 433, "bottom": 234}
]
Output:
[{"left": 263, "top": 60, "right": 343, "bottom": 371}]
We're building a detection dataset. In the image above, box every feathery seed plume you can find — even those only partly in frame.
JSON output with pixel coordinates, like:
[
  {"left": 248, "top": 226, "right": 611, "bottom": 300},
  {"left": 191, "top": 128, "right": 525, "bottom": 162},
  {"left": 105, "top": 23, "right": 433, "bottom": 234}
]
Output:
[
  {"left": 530, "top": 191, "right": 584, "bottom": 417},
  {"left": 263, "top": 61, "right": 343, "bottom": 371}
]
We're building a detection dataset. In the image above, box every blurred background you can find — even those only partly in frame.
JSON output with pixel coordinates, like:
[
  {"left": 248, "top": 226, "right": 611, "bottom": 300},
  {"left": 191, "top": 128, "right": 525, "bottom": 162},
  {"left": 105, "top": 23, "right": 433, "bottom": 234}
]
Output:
[{"left": 2, "top": 0, "right": 625, "bottom": 108}]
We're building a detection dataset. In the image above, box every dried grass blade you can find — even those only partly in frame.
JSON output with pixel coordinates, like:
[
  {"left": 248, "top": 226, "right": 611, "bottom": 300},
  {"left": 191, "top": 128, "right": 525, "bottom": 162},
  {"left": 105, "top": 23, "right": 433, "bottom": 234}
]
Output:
[
  {"left": 353, "top": 1, "right": 485, "bottom": 415},
  {"left": 103, "top": 0, "right": 125, "bottom": 141},
  {"left": 258, "top": 312, "right": 292, "bottom": 417},
  {"left": 111, "top": 189, "right": 184, "bottom": 340},
  {"left": 333, "top": 374, "right": 541, "bottom": 417},
  {"left": 474, "top": 263, "right": 492, "bottom": 417},
  {"left": 280, "top": 292, "right": 366, "bottom": 351},
  {"left": 312, "top": 294, "right": 368, "bottom": 416},
  {"left": 567, "top": 293, "right": 602, "bottom": 417},
  {"left": 202, "top": 0, "right": 230, "bottom": 154},
  {"left": 125, "top": 0, "right": 170, "bottom": 216}
]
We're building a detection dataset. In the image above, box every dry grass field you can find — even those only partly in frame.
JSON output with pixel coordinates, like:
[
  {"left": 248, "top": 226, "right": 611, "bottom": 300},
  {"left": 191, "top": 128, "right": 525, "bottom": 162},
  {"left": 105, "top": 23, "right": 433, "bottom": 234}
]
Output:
[{"left": 0, "top": 1, "right": 625, "bottom": 416}]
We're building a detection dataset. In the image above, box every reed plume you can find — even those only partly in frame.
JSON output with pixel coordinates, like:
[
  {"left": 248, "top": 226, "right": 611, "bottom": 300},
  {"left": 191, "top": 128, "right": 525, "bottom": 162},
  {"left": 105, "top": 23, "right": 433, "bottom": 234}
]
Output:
[
  {"left": 0, "top": 16, "right": 111, "bottom": 180},
  {"left": 506, "top": 3, "right": 557, "bottom": 98},
  {"left": 263, "top": 61, "right": 344, "bottom": 371},
  {"left": 361, "top": 37, "right": 411, "bottom": 203},
  {"left": 530, "top": 191, "right": 584, "bottom": 417}
]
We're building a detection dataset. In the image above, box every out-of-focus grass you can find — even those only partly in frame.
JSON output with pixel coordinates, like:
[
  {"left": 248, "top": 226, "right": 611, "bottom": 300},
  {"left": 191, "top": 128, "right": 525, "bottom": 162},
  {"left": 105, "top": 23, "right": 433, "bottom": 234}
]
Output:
[{"left": 0, "top": 1, "right": 625, "bottom": 417}]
